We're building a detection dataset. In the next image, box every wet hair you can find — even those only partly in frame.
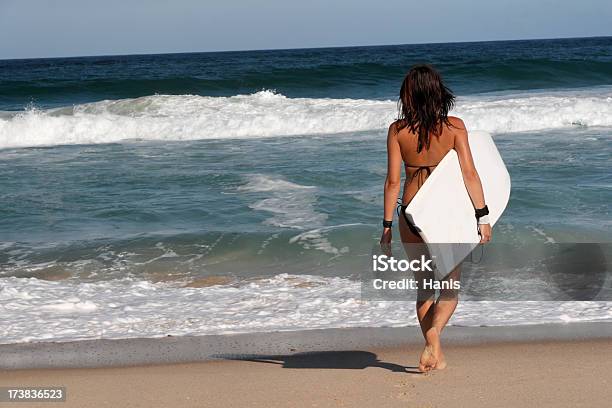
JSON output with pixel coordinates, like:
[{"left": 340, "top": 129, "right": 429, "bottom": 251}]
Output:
[{"left": 397, "top": 64, "right": 455, "bottom": 152}]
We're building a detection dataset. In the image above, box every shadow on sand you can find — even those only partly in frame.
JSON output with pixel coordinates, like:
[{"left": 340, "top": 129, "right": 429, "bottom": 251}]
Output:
[{"left": 220, "top": 350, "right": 421, "bottom": 374}]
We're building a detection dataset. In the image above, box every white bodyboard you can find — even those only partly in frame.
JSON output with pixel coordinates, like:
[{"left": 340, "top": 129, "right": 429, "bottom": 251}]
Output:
[{"left": 403, "top": 130, "right": 511, "bottom": 277}]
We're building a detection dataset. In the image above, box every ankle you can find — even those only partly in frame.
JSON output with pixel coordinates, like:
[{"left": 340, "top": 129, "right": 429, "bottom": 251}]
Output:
[
  {"left": 425, "top": 327, "right": 439, "bottom": 337},
  {"left": 424, "top": 327, "right": 440, "bottom": 345}
]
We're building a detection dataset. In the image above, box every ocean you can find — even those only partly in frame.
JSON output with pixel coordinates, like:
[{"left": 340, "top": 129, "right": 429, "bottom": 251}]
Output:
[{"left": 0, "top": 37, "right": 611, "bottom": 344}]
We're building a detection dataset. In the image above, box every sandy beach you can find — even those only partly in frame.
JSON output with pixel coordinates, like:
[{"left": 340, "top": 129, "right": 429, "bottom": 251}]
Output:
[
  {"left": 1, "top": 339, "right": 610, "bottom": 407},
  {"left": 1, "top": 324, "right": 611, "bottom": 407}
]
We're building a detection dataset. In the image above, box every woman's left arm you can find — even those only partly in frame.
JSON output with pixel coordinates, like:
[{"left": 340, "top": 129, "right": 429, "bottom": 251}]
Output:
[{"left": 381, "top": 123, "right": 402, "bottom": 244}]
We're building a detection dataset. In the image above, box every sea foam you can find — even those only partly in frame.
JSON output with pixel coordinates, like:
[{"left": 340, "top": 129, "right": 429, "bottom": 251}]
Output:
[
  {"left": 1, "top": 88, "right": 612, "bottom": 149},
  {"left": 238, "top": 174, "right": 326, "bottom": 230},
  {"left": 1, "top": 274, "right": 611, "bottom": 344}
]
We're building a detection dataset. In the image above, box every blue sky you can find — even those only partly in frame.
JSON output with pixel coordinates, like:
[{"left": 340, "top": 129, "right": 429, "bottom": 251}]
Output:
[{"left": 1, "top": 0, "right": 611, "bottom": 59}]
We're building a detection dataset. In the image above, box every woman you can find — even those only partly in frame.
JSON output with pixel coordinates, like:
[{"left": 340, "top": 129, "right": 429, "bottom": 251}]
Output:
[{"left": 380, "top": 65, "right": 492, "bottom": 372}]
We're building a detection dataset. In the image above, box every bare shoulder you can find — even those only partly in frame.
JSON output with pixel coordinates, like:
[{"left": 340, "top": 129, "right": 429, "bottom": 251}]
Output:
[
  {"left": 447, "top": 116, "right": 467, "bottom": 131},
  {"left": 388, "top": 120, "right": 401, "bottom": 133},
  {"left": 387, "top": 120, "right": 401, "bottom": 139},
  {"left": 446, "top": 116, "right": 467, "bottom": 148},
  {"left": 447, "top": 116, "right": 467, "bottom": 140}
]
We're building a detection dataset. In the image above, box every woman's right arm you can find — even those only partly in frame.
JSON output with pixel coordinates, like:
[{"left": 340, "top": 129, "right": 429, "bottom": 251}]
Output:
[
  {"left": 380, "top": 122, "right": 402, "bottom": 245},
  {"left": 452, "top": 119, "right": 492, "bottom": 243}
]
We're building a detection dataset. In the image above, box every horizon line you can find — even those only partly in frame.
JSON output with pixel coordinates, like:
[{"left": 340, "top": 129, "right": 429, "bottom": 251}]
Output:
[{"left": 1, "top": 34, "right": 610, "bottom": 62}]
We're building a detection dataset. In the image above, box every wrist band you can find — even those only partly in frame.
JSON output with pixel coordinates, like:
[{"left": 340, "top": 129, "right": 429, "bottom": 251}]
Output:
[
  {"left": 382, "top": 220, "right": 393, "bottom": 228},
  {"left": 477, "top": 215, "right": 490, "bottom": 225},
  {"left": 475, "top": 205, "right": 489, "bottom": 219}
]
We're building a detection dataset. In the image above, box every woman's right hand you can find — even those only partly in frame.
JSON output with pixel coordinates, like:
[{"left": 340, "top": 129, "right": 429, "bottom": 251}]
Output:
[
  {"left": 380, "top": 227, "right": 392, "bottom": 244},
  {"left": 478, "top": 223, "right": 492, "bottom": 243},
  {"left": 380, "top": 227, "right": 392, "bottom": 255}
]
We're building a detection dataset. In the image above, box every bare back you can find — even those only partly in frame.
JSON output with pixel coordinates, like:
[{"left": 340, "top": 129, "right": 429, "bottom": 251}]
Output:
[{"left": 397, "top": 117, "right": 462, "bottom": 205}]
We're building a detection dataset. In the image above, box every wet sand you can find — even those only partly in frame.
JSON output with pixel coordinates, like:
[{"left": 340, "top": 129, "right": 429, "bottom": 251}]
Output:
[
  {"left": 1, "top": 323, "right": 611, "bottom": 407},
  {"left": 1, "top": 338, "right": 610, "bottom": 408}
]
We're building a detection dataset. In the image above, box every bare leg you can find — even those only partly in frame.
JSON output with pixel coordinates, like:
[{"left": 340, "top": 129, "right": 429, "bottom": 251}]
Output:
[
  {"left": 399, "top": 215, "right": 439, "bottom": 372},
  {"left": 429, "top": 265, "right": 461, "bottom": 369},
  {"left": 414, "top": 269, "right": 436, "bottom": 339},
  {"left": 433, "top": 267, "right": 460, "bottom": 332},
  {"left": 416, "top": 287, "right": 437, "bottom": 372},
  {"left": 416, "top": 281, "right": 444, "bottom": 372},
  {"left": 416, "top": 299, "right": 434, "bottom": 337}
]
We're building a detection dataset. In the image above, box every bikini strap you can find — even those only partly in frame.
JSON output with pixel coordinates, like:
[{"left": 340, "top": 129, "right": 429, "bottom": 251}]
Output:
[{"left": 404, "top": 163, "right": 436, "bottom": 187}]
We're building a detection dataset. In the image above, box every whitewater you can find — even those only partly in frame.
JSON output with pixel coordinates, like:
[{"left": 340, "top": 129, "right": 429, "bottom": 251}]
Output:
[
  {"left": 1, "top": 87, "right": 612, "bottom": 149},
  {"left": 1, "top": 274, "right": 611, "bottom": 344}
]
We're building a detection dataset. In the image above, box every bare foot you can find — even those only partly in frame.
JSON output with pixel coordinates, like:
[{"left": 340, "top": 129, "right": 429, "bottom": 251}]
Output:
[
  {"left": 419, "top": 327, "right": 444, "bottom": 372},
  {"left": 428, "top": 334, "right": 447, "bottom": 370},
  {"left": 418, "top": 344, "right": 437, "bottom": 372},
  {"left": 435, "top": 351, "right": 447, "bottom": 370}
]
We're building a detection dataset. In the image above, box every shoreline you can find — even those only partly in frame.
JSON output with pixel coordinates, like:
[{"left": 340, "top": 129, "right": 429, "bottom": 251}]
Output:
[
  {"left": 2, "top": 322, "right": 610, "bottom": 370},
  {"left": 1, "top": 337, "right": 610, "bottom": 408}
]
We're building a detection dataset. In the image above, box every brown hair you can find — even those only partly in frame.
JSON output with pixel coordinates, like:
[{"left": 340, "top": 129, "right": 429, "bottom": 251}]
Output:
[{"left": 397, "top": 64, "right": 455, "bottom": 152}]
